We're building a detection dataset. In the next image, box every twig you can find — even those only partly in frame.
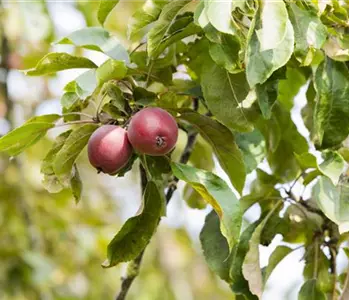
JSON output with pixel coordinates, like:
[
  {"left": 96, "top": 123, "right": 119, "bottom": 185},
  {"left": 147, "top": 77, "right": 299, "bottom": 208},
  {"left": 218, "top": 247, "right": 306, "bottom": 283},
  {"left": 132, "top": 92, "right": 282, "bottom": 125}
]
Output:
[
  {"left": 115, "top": 99, "right": 200, "bottom": 299},
  {"left": 313, "top": 237, "right": 319, "bottom": 279},
  {"left": 116, "top": 252, "right": 145, "bottom": 300},
  {"left": 129, "top": 42, "right": 146, "bottom": 56},
  {"left": 288, "top": 172, "right": 304, "bottom": 194}
]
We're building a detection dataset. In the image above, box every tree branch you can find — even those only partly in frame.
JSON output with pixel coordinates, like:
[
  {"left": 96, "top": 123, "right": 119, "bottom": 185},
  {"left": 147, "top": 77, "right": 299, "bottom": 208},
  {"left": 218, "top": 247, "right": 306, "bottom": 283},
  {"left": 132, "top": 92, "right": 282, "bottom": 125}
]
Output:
[{"left": 115, "top": 130, "right": 198, "bottom": 300}]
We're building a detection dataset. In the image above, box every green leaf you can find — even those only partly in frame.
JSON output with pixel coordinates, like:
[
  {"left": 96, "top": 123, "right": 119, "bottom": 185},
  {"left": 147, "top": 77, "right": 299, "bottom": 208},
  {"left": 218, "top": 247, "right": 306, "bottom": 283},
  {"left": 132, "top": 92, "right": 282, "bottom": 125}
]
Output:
[
  {"left": 41, "top": 130, "right": 72, "bottom": 193},
  {"left": 147, "top": 0, "right": 191, "bottom": 58},
  {"left": 133, "top": 87, "right": 157, "bottom": 106},
  {"left": 246, "top": 8, "right": 294, "bottom": 87},
  {"left": 41, "top": 130, "right": 72, "bottom": 176},
  {"left": 102, "top": 181, "right": 163, "bottom": 268},
  {"left": 230, "top": 222, "right": 260, "bottom": 299},
  {"left": 189, "top": 135, "right": 214, "bottom": 171},
  {"left": 208, "top": 32, "right": 242, "bottom": 74},
  {"left": 57, "top": 27, "right": 129, "bottom": 63},
  {"left": 256, "top": 0, "right": 288, "bottom": 51},
  {"left": 171, "top": 162, "right": 242, "bottom": 251},
  {"left": 200, "top": 58, "right": 252, "bottom": 132},
  {"left": 302, "top": 81, "right": 316, "bottom": 134},
  {"left": 303, "top": 244, "right": 335, "bottom": 293},
  {"left": 313, "top": 58, "right": 349, "bottom": 149},
  {"left": 298, "top": 279, "right": 326, "bottom": 300},
  {"left": 152, "top": 22, "right": 201, "bottom": 60},
  {"left": 64, "top": 69, "right": 97, "bottom": 100},
  {"left": 240, "top": 169, "right": 280, "bottom": 213},
  {"left": 98, "top": 0, "right": 120, "bottom": 25},
  {"left": 278, "top": 67, "right": 307, "bottom": 111},
  {"left": 0, "top": 114, "right": 61, "bottom": 156},
  {"left": 312, "top": 176, "right": 348, "bottom": 232},
  {"left": 71, "top": 165, "right": 83, "bottom": 204},
  {"left": 288, "top": 3, "right": 327, "bottom": 64},
  {"left": 256, "top": 79, "right": 278, "bottom": 119},
  {"left": 100, "top": 82, "right": 126, "bottom": 113},
  {"left": 257, "top": 104, "right": 308, "bottom": 182},
  {"left": 157, "top": 91, "right": 190, "bottom": 109},
  {"left": 183, "top": 184, "right": 207, "bottom": 209},
  {"left": 263, "top": 245, "right": 292, "bottom": 285},
  {"left": 178, "top": 110, "right": 246, "bottom": 193},
  {"left": 295, "top": 152, "right": 318, "bottom": 170},
  {"left": 204, "top": 0, "right": 245, "bottom": 34},
  {"left": 128, "top": 0, "right": 168, "bottom": 40},
  {"left": 318, "top": 150, "right": 345, "bottom": 186},
  {"left": 194, "top": 1, "right": 209, "bottom": 28},
  {"left": 242, "top": 201, "right": 282, "bottom": 298},
  {"left": 200, "top": 210, "right": 232, "bottom": 282},
  {"left": 53, "top": 124, "right": 98, "bottom": 177},
  {"left": 235, "top": 129, "right": 266, "bottom": 174},
  {"left": 96, "top": 59, "right": 127, "bottom": 85},
  {"left": 61, "top": 92, "right": 80, "bottom": 110},
  {"left": 303, "top": 170, "right": 321, "bottom": 186},
  {"left": 277, "top": 67, "right": 307, "bottom": 111},
  {"left": 323, "top": 37, "right": 349, "bottom": 62},
  {"left": 25, "top": 53, "right": 97, "bottom": 76}
]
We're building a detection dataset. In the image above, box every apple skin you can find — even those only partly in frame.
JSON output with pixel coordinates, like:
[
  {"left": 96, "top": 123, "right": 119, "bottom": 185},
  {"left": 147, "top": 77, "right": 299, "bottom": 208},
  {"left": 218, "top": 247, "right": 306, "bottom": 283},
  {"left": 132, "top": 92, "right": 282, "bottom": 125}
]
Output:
[
  {"left": 127, "top": 107, "right": 178, "bottom": 156},
  {"left": 88, "top": 125, "right": 133, "bottom": 175}
]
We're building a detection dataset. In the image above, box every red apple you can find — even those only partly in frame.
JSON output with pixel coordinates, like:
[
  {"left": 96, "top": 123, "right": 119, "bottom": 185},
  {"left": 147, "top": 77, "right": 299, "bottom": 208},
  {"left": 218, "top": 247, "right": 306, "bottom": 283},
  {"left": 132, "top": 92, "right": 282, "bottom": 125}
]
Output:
[
  {"left": 127, "top": 107, "right": 178, "bottom": 156},
  {"left": 88, "top": 125, "right": 133, "bottom": 175}
]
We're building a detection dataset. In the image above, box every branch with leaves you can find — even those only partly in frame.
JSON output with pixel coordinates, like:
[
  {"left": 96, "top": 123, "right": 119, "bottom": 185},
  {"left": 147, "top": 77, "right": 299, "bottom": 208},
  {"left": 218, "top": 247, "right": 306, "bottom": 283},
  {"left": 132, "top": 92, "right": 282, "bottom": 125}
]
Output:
[{"left": 115, "top": 128, "right": 198, "bottom": 300}]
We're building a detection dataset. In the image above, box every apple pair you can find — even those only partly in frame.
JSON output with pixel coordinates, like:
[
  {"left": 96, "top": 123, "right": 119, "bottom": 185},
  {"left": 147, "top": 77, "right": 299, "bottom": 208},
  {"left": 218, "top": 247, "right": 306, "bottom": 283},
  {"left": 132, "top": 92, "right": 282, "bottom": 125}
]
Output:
[{"left": 88, "top": 107, "right": 178, "bottom": 175}]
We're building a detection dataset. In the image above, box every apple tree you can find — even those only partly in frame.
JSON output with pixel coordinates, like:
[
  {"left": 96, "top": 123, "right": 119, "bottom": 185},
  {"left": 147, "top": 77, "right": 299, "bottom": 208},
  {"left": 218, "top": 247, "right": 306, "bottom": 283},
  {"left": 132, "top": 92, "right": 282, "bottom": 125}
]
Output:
[{"left": 1, "top": 0, "right": 349, "bottom": 299}]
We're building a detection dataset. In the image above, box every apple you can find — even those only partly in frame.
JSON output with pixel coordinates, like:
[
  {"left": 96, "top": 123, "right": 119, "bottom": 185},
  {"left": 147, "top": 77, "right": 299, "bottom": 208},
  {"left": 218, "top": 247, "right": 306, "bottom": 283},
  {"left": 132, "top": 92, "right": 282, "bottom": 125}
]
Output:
[
  {"left": 127, "top": 107, "right": 178, "bottom": 156},
  {"left": 88, "top": 125, "right": 133, "bottom": 175}
]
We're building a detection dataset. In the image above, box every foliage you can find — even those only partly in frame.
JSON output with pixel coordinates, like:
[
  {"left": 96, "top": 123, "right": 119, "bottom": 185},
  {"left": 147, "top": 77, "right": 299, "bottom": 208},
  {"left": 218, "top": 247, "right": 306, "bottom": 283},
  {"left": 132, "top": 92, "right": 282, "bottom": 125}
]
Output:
[{"left": 2, "top": 0, "right": 349, "bottom": 299}]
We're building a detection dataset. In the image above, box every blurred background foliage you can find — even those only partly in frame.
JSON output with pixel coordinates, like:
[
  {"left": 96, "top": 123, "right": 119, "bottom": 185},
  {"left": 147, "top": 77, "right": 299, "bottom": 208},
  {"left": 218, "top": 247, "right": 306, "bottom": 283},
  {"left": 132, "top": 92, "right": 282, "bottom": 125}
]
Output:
[{"left": 0, "top": 1, "right": 233, "bottom": 299}]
